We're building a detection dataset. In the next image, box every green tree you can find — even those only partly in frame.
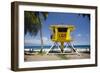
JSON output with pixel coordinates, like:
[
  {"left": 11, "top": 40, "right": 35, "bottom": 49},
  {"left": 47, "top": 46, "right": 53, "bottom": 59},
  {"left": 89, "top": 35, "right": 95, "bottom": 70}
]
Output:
[
  {"left": 24, "top": 11, "right": 48, "bottom": 52},
  {"left": 79, "top": 14, "right": 90, "bottom": 20}
]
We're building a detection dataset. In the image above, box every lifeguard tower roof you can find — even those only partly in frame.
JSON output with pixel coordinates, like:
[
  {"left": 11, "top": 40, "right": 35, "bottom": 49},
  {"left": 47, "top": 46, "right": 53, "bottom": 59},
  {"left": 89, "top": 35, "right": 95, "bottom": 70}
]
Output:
[
  {"left": 50, "top": 24, "right": 75, "bottom": 31},
  {"left": 50, "top": 24, "right": 74, "bottom": 27}
]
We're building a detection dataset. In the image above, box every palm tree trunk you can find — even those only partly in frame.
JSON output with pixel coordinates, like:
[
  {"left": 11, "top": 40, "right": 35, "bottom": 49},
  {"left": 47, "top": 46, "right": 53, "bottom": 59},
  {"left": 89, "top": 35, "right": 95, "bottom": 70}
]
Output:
[
  {"left": 40, "top": 25, "right": 43, "bottom": 52},
  {"left": 38, "top": 13, "right": 43, "bottom": 53}
]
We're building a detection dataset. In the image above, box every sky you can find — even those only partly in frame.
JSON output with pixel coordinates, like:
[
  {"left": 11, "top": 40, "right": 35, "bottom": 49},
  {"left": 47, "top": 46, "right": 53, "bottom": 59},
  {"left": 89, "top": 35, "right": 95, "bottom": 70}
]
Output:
[{"left": 24, "top": 12, "right": 90, "bottom": 46}]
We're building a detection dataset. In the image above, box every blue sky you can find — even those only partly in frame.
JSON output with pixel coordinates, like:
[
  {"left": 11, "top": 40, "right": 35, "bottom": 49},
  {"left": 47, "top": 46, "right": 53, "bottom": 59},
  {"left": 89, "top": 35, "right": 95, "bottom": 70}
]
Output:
[{"left": 24, "top": 12, "right": 90, "bottom": 46}]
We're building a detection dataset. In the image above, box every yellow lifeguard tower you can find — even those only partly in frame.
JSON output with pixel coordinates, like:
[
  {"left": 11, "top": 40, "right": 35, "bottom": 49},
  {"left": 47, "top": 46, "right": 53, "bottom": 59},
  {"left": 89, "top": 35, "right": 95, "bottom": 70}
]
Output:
[
  {"left": 47, "top": 24, "right": 80, "bottom": 55},
  {"left": 50, "top": 25, "right": 74, "bottom": 42}
]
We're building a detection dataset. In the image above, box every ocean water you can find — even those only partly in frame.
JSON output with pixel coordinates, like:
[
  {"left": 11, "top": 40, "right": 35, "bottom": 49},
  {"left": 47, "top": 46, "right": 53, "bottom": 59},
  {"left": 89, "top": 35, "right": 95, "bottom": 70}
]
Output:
[{"left": 24, "top": 45, "right": 90, "bottom": 49}]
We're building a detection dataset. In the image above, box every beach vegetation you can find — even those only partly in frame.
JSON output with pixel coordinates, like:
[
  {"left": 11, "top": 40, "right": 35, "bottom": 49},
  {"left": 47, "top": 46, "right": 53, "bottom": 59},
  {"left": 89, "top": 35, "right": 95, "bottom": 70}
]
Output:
[
  {"left": 38, "top": 49, "right": 46, "bottom": 55},
  {"left": 24, "top": 11, "right": 48, "bottom": 53}
]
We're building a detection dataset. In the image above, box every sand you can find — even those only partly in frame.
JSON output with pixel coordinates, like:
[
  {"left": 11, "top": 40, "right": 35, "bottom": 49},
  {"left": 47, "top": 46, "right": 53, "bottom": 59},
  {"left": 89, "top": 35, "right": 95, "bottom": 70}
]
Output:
[{"left": 24, "top": 52, "right": 90, "bottom": 62}]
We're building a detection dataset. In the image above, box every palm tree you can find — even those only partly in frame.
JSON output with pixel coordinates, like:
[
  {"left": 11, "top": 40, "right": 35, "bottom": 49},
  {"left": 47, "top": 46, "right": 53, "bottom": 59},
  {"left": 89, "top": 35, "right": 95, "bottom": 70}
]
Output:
[
  {"left": 79, "top": 14, "right": 90, "bottom": 20},
  {"left": 24, "top": 11, "right": 48, "bottom": 52}
]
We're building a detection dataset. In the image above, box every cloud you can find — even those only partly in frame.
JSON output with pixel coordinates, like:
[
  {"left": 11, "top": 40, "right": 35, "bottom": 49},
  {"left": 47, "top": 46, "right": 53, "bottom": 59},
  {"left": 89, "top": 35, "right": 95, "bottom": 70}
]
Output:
[
  {"left": 77, "top": 34, "right": 82, "bottom": 37},
  {"left": 24, "top": 38, "right": 40, "bottom": 46},
  {"left": 43, "top": 37, "right": 48, "bottom": 41},
  {"left": 24, "top": 36, "right": 53, "bottom": 46},
  {"left": 43, "top": 37, "right": 53, "bottom": 45}
]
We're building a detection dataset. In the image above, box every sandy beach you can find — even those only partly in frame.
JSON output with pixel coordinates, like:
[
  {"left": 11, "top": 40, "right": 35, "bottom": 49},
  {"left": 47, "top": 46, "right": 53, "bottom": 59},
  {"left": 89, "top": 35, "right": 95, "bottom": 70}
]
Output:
[{"left": 24, "top": 48, "right": 90, "bottom": 62}]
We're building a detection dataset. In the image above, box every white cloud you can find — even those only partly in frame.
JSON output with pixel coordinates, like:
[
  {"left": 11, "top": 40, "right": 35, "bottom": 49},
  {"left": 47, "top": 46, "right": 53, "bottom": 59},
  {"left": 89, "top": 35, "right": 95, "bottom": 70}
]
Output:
[
  {"left": 24, "top": 38, "right": 41, "bottom": 45},
  {"left": 25, "top": 36, "right": 53, "bottom": 46},
  {"left": 43, "top": 37, "right": 48, "bottom": 41},
  {"left": 43, "top": 37, "right": 53, "bottom": 45},
  {"left": 77, "top": 34, "right": 82, "bottom": 37}
]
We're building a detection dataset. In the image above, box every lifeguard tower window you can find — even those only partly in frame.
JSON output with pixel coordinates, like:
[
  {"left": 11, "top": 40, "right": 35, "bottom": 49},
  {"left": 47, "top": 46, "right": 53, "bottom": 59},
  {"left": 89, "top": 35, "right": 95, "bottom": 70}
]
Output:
[{"left": 58, "top": 28, "right": 68, "bottom": 32}]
